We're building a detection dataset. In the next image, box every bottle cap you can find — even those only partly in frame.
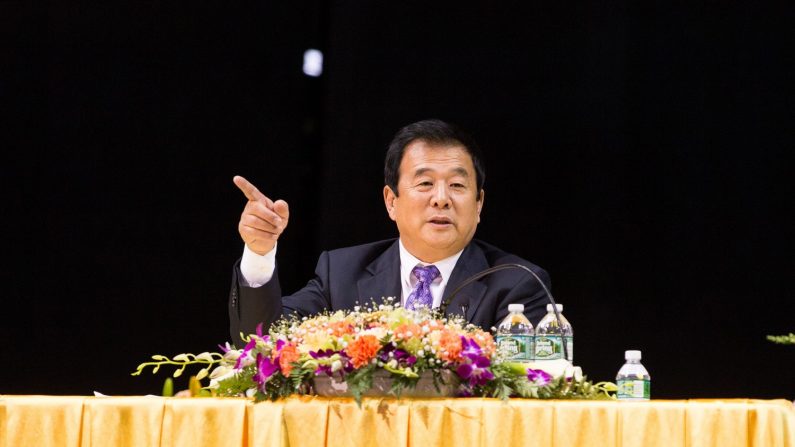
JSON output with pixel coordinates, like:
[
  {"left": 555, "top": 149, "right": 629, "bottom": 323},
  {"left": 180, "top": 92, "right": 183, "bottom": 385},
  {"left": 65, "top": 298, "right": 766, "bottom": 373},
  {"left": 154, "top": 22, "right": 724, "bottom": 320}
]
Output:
[
  {"left": 508, "top": 303, "right": 524, "bottom": 313},
  {"left": 625, "top": 350, "right": 642, "bottom": 360},
  {"left": 546, "top": 303, "right": 563, "bottom": 312}
]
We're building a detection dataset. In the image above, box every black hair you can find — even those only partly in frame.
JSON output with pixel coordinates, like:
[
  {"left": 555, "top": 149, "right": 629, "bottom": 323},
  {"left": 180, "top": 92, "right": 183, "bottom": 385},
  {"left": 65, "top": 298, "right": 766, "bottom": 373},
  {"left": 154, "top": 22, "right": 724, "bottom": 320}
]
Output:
[{"left": 384, "top": 119, "right": 485, "bottom": 196}]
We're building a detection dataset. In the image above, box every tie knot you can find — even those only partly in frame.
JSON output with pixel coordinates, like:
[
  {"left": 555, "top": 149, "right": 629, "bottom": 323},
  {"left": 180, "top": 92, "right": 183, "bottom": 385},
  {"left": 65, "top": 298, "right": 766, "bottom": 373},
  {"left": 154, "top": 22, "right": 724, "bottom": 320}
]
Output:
[{"left": 412, "top": 264, "right": 440, "bottom": 284}]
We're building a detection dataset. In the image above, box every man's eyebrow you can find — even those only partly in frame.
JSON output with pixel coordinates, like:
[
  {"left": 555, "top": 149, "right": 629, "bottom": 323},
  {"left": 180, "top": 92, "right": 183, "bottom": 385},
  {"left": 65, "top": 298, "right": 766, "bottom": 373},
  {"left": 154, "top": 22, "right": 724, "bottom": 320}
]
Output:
[
  {"left": 413, "top": 167, "right": 470, "bottom": 177},
  {"left": 451, "top": 167, "right": 470, "bottom": 177}
]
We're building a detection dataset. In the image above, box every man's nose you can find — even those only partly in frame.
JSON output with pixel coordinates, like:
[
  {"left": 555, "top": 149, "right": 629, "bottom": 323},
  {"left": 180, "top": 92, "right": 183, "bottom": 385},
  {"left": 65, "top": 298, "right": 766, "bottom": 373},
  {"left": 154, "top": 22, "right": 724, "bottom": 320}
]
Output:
[{"left": 430, "top": 183, "right": 451, "bottom": 208}]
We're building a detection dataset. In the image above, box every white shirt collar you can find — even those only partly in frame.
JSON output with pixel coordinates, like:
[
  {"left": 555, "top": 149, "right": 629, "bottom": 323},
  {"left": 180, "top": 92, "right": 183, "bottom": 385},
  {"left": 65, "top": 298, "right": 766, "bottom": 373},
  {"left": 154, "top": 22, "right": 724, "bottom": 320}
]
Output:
[{"left": 397, "top": 239, "right": 464, "bottom": 308}]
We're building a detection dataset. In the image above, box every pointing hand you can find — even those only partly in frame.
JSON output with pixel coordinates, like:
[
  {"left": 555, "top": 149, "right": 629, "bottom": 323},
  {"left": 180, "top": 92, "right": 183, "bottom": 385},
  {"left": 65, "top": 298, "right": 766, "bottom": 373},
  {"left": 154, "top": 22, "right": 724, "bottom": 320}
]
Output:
[{"left": 233, "top": 175, "right": 290, "bottom": 256}]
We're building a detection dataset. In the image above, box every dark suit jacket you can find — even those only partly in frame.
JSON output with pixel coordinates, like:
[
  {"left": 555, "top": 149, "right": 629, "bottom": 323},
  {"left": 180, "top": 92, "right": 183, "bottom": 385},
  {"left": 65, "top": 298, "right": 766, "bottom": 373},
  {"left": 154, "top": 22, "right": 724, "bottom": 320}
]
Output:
[{"left": 228, "top": 239, "right": 551, "bottom": 344}]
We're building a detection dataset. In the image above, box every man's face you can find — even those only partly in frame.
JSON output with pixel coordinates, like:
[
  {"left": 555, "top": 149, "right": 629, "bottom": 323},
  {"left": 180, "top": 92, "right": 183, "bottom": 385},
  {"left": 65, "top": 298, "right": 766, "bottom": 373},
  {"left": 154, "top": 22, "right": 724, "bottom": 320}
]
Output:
[{"left": 383, "top": 140, "right": 484, "bottom": 263}]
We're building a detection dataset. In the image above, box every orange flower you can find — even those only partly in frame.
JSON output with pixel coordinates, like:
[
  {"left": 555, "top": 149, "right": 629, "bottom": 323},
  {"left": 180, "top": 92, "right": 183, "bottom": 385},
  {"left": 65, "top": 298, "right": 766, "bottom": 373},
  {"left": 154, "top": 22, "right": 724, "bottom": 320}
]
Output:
[
  {"left": 471, "top": 330, "right": 496, "bottom": 356},
  {"left": 345, "top": 335, "right": 381, "bottom": 368},
  {"left": 276, "top": 343, "right": 300, "bottom": 376},
  {"left": 393, "top": 323, "right": 422, "bottom": 341},
  {"left": 327, "top": 321, "right": 355, "bottom": 337},
  {"left": 438, "top": 329, "right": 463, "bottom": 362}
]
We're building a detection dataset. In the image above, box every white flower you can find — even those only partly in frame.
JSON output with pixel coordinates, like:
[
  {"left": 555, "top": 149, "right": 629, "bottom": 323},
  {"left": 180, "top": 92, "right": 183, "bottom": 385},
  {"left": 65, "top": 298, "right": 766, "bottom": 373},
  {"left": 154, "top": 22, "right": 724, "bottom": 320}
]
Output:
[
  {"left": 237, "top": 353, "right": 255, "bottom": 368},
  {"left": 566, "top": 366, "right": 583, "bottom": 381},
  {"left": 208, "top": 366, "right": 236, "bottom": 389},
  {"left": 223, "top": 350, "right": 242, "bottom": 362},
  {"left": 360, "top": 326, "right": 387, "bottom": 340},
  {"left": 195, "top": 352, "right": 215, "bottom": 362}
]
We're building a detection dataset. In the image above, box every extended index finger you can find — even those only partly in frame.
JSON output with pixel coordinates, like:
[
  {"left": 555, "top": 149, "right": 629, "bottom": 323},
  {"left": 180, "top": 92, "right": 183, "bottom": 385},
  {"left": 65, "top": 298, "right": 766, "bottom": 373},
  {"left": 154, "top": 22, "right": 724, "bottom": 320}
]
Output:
[{"left": 233, "top": 175, "right": 267, "bottom": 203}]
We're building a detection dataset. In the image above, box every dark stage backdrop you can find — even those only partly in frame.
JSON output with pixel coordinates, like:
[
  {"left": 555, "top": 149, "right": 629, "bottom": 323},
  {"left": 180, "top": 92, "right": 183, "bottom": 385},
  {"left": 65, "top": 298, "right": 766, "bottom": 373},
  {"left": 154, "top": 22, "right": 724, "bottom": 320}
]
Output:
[{"left": 2, "top": 2, "right": 792, "bottom": 399}]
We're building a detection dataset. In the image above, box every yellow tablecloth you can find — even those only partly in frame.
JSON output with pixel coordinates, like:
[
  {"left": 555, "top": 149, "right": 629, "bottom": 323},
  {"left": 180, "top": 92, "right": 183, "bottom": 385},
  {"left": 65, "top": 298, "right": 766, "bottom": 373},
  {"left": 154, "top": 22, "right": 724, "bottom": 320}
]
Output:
[{"left": 1, "top": 395, "right": 793, "bottom": 447}]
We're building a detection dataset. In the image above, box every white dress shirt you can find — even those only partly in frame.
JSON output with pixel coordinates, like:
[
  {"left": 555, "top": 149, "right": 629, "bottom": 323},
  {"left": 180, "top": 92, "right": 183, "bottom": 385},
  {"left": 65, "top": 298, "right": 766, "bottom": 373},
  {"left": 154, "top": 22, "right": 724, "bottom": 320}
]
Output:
[
  {"left": 239, "top": 243, "right": 277, "bottom": 287},
  {"left": 397, "top": 240, "right": 463, "bottom": 308}
]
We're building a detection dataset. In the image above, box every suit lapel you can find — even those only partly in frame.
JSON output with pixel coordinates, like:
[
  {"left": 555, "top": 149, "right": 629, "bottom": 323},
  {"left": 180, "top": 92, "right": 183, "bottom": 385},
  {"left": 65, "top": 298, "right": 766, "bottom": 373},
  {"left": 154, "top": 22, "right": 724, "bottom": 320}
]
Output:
[
  {"left": 356, "top": 240, "right": 402, "bottom": 307},
  {"left": 443, "top": 243, "right": 489, "bottom": 321}
]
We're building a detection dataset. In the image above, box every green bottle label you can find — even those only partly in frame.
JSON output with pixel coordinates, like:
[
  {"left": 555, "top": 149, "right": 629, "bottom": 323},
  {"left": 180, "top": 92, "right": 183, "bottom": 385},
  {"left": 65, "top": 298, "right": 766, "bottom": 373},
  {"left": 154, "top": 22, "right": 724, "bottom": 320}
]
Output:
[
  {"left": 565, "top": 336, "right": 573, "bottom": 361},
  {"left": 534, "top": 335, "right": 563, "bottom": 360},
  {"left": 617, "top": 379, "right": 650, "bottom": 399},
  {"left": 495, "top": 335, "right": 533, "bottom": 361}
]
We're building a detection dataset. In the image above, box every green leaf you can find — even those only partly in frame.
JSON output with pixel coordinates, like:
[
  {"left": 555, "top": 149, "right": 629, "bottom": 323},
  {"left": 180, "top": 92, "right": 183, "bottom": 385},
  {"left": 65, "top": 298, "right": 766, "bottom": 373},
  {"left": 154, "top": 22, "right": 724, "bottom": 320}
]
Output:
[{"left": 345, "top": 364, "right": 376, "bottom": 407}]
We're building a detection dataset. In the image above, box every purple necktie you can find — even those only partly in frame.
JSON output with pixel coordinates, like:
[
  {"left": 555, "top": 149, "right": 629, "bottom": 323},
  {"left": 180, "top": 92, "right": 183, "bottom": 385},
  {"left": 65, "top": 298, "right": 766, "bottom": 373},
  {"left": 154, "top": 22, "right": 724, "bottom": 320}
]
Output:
[{"left": 405, "top": 265, "right": 441, "bottom": 310}]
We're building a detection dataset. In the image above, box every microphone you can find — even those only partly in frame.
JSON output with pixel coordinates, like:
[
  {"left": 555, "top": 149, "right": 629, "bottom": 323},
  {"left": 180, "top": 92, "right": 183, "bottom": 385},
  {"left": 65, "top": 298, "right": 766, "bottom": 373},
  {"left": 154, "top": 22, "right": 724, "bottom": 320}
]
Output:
[{"left": 440, "top": 263, "right": 569, "bottom": 361}]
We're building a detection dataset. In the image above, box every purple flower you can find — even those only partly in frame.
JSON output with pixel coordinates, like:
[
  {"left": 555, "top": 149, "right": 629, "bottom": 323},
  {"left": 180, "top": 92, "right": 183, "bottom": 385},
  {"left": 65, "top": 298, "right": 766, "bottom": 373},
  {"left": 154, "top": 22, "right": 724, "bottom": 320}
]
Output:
[
  {"left": 393, "top": 349, "right": 418, "bottom": 366},
  {"left": 309, "top": 349, "right": 342, "bottom": 377},
  {"left": 377, "top": 345, "right": 417, "bottom": 367},
  {"left": 456, "top": 353, "right": 494, "bottom": 387},
  {"left": 460, "top": 336, "right": 484, "bottom": 361},
  {"left": 454, "top": 336, "right": 494, "bottom": 387},
  {"left": 308, "top": 349, "right": 353, "bottom": 377},
  {"left": 255, "top": 322, "right": 265, "bottom": 339},
  {"left": 377, "top": 343, "right": 395, "bottom": 362},
  {"left": 253, "top": 353, "right": 280, "bottom": 391},
  {"left": 235, "top": 337, "right": 257, "bottom": 370},
  {"left": 527, "top": 368, "right": 552, "bottom": 386},
  {"left": 234, "top": 323, "right": 271, "bottom": 370},
  {"left": 309, "top": 349, "right": 336, "bottom": 359}
]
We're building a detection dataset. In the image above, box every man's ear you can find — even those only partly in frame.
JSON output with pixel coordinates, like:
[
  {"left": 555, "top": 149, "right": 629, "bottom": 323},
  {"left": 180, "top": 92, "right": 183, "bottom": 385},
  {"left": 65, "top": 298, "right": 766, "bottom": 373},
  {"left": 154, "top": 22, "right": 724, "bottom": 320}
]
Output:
[
  {"left": 477, "top": 189, "right": 485, "bottom": 222},
  {"left": 383, "top": 185, "right": 398, "bottom": 221}
]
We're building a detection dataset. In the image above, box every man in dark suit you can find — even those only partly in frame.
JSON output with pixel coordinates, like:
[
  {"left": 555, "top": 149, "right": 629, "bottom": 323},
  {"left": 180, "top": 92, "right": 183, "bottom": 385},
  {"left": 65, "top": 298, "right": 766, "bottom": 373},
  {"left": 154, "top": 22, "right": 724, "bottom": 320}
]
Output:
[{"left": 229, "top": 119, "right": 550, "bottom": 343}]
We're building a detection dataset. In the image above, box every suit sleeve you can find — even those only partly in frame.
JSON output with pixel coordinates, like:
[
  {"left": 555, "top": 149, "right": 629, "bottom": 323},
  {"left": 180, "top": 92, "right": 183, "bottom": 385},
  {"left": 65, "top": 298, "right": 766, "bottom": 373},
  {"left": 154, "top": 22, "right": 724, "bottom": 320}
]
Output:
[
  {"left": 228, "top": 259, "right": 284, "bottom": 345},
  {"left": 228, "top": 252, "right": 334, "bottom": 345}
]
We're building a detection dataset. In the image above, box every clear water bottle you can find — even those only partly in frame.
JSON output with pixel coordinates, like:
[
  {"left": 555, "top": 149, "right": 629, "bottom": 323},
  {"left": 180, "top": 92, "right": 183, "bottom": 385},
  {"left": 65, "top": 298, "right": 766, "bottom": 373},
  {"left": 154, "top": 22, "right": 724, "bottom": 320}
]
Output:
[
  {"left": 616, "top": 350, "right": 651, "bottom": 400},
  {"left": 534, "top": 304, "right": 573, "bottom": 362},
  {"left": 494, "top": 304, "right": 534, "bottom": 362}
]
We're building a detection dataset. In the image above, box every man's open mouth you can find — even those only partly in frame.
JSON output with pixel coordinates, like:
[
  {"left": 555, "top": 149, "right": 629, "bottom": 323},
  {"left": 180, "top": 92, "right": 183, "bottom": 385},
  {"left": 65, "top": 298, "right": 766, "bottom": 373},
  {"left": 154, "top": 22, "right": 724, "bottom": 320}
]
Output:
[{"left": 429, "top": 217, "right": 453, "bottom": 225}]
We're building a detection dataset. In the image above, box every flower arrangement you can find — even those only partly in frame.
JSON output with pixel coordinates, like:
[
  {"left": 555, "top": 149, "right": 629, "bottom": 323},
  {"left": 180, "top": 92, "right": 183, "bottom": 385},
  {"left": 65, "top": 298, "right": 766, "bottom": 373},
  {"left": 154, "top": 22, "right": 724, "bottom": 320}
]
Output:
[{"left": 134, "top": 300, "right": 615, "bottom": 404}]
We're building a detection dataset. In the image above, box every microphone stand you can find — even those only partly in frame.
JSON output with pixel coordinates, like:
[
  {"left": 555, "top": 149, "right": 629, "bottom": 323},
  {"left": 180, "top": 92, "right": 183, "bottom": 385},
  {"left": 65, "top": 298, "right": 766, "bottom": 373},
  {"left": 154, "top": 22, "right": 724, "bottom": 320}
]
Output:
[{"left": 440, "top": 263, "right": 569, "bottom": 361}]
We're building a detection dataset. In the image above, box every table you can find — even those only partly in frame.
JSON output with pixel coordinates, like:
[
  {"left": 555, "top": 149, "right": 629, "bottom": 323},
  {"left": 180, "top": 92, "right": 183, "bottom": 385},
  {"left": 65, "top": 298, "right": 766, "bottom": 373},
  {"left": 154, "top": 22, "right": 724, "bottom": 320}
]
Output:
[{"left": 1, "top": 395, "right": 794, "bottom": 447}]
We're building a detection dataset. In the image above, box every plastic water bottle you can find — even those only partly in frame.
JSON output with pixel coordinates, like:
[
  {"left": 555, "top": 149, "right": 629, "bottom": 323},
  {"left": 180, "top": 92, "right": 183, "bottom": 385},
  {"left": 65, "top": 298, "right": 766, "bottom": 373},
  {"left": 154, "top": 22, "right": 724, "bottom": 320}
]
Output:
[
  {"left": 534, "top": 304, "right": 573, "bottom": 362},
  {"left": 494, "top": 304, "right": 534, "bottom": 362},
  {"left": 616, "top": 350, "right": 651, "bottom": 400}
]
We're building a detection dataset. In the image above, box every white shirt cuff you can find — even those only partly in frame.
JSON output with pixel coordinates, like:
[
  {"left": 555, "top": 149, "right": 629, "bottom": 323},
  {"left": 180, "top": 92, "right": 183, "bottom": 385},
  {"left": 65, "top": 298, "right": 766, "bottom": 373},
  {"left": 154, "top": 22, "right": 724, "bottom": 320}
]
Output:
[{"left": 239, "top": 243, "right": 277, "bottom": 287}]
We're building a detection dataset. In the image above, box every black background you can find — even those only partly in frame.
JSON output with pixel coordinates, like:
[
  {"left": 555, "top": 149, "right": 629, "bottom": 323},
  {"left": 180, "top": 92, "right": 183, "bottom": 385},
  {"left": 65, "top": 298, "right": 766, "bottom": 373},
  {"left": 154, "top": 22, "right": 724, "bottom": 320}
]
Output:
[{"left": 2, "top": 2, "right": 792, "bottom": 399}]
